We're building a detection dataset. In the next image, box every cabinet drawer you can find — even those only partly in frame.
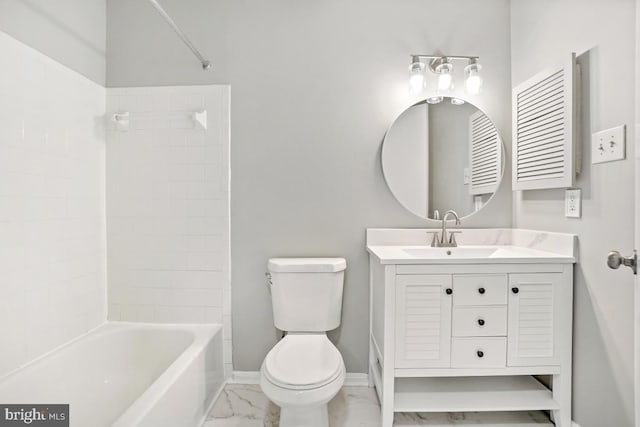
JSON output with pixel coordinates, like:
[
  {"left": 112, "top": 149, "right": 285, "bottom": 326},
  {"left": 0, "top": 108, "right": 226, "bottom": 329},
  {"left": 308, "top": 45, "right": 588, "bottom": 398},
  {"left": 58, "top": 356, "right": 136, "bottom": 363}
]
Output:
[
  {"left": 453, "top": 275, "right": 507, "bottom": 306},
  {"left": 451, "top": 337, "right": 507, "bottom": 368},
  {"left": 452, "top": 306, "right": 507, "bottom": 337}
]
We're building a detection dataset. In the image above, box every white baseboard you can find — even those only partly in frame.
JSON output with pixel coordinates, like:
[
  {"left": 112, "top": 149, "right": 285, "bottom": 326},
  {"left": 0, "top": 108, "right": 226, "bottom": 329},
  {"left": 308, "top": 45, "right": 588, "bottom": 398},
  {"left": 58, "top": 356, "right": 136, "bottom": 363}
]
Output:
[
  {"left": 230, "top": 371, "right": 369, "bottom": 386},
  {"left": 229, "top": 370, "right": 260, "bottom": 384},
  {"left": 344, "top": 372, "right": 369, "bottom": 386}
]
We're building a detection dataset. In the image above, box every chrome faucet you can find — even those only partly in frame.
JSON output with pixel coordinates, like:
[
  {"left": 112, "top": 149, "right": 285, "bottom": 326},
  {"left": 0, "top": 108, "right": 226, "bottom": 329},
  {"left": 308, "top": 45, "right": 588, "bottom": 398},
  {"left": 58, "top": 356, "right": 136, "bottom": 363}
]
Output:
[{"left": 429, "top": 210, "right": 461, "bottom": 247}]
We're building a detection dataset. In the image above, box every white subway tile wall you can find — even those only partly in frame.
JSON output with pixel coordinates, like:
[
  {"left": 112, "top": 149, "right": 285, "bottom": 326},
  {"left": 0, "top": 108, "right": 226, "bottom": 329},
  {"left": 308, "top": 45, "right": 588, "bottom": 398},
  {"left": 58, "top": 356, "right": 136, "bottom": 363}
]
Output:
[
  {"left": 105, "top": 86, "right": 231, "bottom": 376},
  {"left": 0, "top": 32, "right": 107, "bottom": 376}
]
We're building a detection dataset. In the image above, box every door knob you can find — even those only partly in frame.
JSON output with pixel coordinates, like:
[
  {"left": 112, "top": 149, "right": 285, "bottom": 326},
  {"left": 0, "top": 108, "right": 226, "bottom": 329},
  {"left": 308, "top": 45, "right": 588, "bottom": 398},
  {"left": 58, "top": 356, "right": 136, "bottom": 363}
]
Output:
[{"left": 607, "top": 250, "right": 637, "bottom": 275}]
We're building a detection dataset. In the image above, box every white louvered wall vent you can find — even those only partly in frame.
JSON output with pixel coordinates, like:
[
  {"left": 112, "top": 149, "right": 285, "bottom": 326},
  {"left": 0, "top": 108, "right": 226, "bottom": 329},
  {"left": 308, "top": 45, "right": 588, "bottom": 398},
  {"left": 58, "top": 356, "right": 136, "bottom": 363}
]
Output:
[
  {"left": 512, "top": 53, "right": 578, "bottom": 190},
  {"left": 469, "top": 110, "right": 502, "bottom": 195}
]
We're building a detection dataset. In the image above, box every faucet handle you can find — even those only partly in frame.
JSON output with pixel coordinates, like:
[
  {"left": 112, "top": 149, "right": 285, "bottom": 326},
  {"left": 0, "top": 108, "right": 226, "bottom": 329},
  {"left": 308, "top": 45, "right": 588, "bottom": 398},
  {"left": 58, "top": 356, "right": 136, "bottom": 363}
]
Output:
[
  {"left": 448, "top": 231, "right": 462, "bottom": 246},
  {"left": 426, "top": 231, "right": 440, "bottom": 247}
]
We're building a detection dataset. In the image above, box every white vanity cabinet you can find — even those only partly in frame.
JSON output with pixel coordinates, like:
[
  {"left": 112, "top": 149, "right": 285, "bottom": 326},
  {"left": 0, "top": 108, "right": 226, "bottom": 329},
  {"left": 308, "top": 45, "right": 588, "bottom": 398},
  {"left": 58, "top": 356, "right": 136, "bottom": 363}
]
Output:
[{"left": 367, "top": 229, "right": 577, "bottom": 427}]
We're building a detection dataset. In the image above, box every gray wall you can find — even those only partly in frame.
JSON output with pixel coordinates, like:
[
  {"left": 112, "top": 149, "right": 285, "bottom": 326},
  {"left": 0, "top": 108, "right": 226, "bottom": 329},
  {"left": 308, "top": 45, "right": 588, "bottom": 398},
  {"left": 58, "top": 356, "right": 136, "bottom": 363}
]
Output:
[
  {"left": 0, "top": 0, "right": 106, "bottom": 85},
  {"left": 107, "top": 0, "right": 513, "bottom": 373},
  {"left": 511, "top": 0, "right": 636, "bottom": 426}
]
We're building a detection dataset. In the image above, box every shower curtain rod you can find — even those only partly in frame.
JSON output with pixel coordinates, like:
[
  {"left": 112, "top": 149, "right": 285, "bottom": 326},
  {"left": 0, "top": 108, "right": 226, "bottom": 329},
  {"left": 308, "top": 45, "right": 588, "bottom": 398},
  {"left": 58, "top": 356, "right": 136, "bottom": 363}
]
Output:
[{"left": 147, "top": 0, "right": 212, "bottom": 70}]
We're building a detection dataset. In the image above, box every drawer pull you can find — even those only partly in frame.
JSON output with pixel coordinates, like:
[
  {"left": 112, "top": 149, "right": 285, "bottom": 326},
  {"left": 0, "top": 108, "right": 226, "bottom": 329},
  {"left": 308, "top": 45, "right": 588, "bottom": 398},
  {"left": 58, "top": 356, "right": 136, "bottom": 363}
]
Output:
[
  {"left": 477, "top": 318, "right": 485, "bottom": 326},
  {"left": 478, "top": 287, "right": 486, "bottom": 294},
  {"left": 512, "top": 287, "right": 519, "bottom": 294},
  {"left": 476, "top": 350, "right": 484, "bottom": 358},
  {"left": 445, "top": 288, "right": 453, "bottom": 295}
]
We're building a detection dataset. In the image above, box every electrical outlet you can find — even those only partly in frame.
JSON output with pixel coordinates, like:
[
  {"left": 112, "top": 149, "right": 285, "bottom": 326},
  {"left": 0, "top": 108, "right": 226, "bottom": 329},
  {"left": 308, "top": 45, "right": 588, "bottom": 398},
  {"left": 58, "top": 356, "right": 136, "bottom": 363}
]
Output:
[
  {"left": 565, "top": 189, "right": 581, "bottom": 218},
  {"left": 592, "top": 125, "right": 626, "bottom": 164}
]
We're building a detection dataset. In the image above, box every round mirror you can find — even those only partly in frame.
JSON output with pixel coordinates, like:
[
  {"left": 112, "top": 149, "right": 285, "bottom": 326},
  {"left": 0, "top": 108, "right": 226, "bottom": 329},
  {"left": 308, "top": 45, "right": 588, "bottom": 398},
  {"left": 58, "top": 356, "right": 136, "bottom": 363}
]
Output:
[{"left": 381, "top": 96, "right": 504, "bottom": 220}]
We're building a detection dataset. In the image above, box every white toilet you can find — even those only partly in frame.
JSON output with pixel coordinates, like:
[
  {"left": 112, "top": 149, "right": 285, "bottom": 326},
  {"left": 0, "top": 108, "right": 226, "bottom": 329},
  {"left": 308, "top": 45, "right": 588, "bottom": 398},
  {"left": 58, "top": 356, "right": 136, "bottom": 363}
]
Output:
[{"left": 260, "top": 257, "right": 347, "bottom": 427}]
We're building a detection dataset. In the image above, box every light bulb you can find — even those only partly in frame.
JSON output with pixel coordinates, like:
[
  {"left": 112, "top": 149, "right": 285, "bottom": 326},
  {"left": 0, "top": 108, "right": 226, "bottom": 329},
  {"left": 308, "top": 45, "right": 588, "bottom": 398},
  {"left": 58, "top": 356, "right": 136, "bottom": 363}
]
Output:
[
  {"left": 433, "top": 58, "right": 453, "bottom": 92},
  {"left": 426, "top": 96, "right": 443, "bottom": 104},
  {"left": 437, "top": 72, "right": 453, "bottom": 91},
  {"left": 451, "top": 98, "right": 465, "bottom": 105},
  {"left": 408, "top": 58, "right": 426, "bottom": 93},
  {"left": 409, "top": 72, "right": 425, "bottom": 93},
  {"left": 465, "top": 60, "right": 483, "bottom": 94}
]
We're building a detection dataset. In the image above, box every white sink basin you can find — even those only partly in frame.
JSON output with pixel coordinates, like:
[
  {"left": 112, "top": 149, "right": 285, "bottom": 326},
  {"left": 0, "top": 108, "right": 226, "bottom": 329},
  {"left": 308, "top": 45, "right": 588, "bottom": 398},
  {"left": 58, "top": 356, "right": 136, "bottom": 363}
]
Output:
[
  {"left": 402, "top": 247, "right": 499, "bottom": 259},
  {"left": 366, "top": 229, "right": 577, "bottom": 265}
]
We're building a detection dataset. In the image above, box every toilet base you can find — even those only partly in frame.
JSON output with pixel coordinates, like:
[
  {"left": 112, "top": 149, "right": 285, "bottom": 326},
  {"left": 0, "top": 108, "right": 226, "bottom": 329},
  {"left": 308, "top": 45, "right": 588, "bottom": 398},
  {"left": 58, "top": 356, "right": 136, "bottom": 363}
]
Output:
[{"left": 280, "top": 404, "right": 329, "bottom": 427}]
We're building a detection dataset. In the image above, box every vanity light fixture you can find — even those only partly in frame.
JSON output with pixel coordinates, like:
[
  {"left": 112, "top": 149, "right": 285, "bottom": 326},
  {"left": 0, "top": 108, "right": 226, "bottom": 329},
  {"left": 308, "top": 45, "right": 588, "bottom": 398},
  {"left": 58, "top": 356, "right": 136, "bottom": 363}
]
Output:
[
  {"left": 408, "top": 54, "right": 483, "bottom": 94},
  {"left": 450, "top": 98, "right": 465, "bottom": 105}
]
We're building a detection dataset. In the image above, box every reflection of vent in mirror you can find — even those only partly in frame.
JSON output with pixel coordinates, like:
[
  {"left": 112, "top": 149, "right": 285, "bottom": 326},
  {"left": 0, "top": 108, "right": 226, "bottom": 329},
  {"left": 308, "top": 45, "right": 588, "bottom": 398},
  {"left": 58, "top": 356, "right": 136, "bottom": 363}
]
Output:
[
  {"left": 469, "top": 111, "right": 501, "bottom": 196},
  {"left": 381, "top": 96, "right": 504, "bottom": 220}
]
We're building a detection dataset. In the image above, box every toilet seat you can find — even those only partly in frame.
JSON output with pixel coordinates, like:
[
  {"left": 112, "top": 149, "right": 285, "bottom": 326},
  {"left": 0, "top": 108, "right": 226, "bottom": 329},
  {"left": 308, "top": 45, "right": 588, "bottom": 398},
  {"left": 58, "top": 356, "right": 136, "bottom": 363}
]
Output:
[{"left": 263, "top": 334, "right": 343, "bottom": 390}]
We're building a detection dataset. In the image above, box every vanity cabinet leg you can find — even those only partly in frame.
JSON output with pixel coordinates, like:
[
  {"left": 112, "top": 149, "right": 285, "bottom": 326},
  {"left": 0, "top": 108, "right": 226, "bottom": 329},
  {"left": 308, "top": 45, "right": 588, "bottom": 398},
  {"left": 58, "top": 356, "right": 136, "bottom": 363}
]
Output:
[
  {"left": 380, "top": 359, "right": 394, "bottom": 427},
  {"left": 551, "top": 373, "right": 572, "bottom": 427},
  {"left": 381, "top": 401, "right": 394, "bottom": 427}
]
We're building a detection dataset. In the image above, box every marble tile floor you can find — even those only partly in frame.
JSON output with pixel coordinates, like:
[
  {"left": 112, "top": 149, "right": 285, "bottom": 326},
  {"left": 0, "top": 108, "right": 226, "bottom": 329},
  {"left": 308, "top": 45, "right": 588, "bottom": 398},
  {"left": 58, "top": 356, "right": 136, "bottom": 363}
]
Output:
[{"left": 204, "top": 384, "right": 554, "bottom": 427}]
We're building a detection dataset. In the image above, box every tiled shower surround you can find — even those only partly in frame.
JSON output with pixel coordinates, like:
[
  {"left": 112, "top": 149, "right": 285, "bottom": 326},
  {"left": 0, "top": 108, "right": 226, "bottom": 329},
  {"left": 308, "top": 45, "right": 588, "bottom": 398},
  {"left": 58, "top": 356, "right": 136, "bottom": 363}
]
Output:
[
  {"left": 0, "top": 30, "right": 231, "bottom": 378},
  {"left": 105, "top": 86, "right": 231, "bottom": 375},
  {"left": 0, "top": 32, "right": 106, "bottom": 376}
]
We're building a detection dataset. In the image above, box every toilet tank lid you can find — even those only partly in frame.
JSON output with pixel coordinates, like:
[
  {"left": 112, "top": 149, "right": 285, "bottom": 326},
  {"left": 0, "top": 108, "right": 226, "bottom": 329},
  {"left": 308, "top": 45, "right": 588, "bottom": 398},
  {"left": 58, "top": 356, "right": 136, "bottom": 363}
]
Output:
[{"left": 268, "top": 258, "right": 346, "bottom": 273}]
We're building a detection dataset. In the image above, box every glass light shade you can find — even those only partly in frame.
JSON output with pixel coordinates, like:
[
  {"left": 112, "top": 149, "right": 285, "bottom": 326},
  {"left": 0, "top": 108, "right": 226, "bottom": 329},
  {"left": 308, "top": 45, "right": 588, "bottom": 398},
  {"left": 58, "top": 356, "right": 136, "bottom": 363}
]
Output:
[
  {"left": 408, "top": 61, "right": 426, "bottom": 93},
  {"left": 465, "top": 62, "right": 483, "bottom": 94},
  {"left": 426, "top": 96, "right": 444, "bottom": 104},
  {"left": 409, "top": 72, "right": 425, "bottom": 93},
  {"left": 437, "top": 72, "right": 452, "bottom": 91},
  {"left": 434, "top": 60, "right": 453, "bottom": 91},
  {"left": 451, "top": 97, "right": 465, "bottom": 105}
]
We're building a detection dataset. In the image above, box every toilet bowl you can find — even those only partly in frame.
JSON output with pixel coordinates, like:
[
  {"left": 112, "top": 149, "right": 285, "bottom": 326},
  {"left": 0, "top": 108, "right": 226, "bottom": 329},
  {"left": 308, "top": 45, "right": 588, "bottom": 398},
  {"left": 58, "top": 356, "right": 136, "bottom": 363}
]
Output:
[
  {"left": 260, "top": 257, "right": 347, "bottom": 427},
  {"left": 260, "top": 334, "right": 346, "bottom": 427}
]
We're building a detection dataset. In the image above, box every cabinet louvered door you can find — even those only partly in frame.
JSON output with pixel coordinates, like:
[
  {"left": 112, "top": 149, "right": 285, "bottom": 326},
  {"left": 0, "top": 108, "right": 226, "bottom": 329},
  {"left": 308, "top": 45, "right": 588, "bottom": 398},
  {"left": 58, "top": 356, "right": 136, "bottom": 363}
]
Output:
[
  {"left": 512, "top": 53, "right": 576, "bottom": 190},
  {"left": 469, "top": 111, "right": 501, "bottom": 195},
  {"left": 395, "top": 275, "right": 452, "bottom": 368},
  {"left": 507, "top": 273, "right": 562, "bottom": 366}
]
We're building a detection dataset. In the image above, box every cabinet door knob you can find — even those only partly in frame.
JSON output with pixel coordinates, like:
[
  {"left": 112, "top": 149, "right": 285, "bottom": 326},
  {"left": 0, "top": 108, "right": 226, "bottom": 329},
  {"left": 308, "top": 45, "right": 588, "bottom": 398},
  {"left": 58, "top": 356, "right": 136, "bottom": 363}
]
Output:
[
  {"left": 477, "top": 318, "right": 485, "bottom": 326},
  {"left": 445, "top": 288, "right": 453, "bottom": 295},
  {"left": 512, "top": 287, "right": 519, "bottom": 294},
  {"left": 476, "top": 350, "right": 484, "bottom": 358},
  {"left": 478, "top": 287, "right": 486, "bottom": 294}
]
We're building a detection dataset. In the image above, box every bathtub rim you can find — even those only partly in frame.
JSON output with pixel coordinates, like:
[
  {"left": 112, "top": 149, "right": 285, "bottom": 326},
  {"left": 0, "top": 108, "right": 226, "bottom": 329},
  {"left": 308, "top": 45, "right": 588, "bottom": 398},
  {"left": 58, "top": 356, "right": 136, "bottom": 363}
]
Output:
[
  {"left": 111, "top": 321, "right": 223, "bottom": 426},
  {"left": 0, "top": 321, "right": 226, "bottom": 427}
]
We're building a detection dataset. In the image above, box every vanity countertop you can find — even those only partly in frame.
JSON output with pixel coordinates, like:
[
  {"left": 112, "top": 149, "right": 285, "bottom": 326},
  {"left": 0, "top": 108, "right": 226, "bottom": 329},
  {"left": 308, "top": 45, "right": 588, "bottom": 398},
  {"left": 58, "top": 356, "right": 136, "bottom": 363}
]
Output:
[
  {"left": 367, "top": 244, "right": 575, "bottom": 264},
  {"left": 366, "top": 228, "right": 577, "bottom": 265}
]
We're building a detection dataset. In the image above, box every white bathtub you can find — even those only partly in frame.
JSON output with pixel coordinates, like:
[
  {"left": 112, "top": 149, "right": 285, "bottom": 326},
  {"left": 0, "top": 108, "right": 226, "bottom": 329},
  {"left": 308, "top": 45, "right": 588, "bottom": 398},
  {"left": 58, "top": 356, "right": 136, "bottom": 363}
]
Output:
[{"left": 0, "top": 322, "right": 224, "bottom": 427}]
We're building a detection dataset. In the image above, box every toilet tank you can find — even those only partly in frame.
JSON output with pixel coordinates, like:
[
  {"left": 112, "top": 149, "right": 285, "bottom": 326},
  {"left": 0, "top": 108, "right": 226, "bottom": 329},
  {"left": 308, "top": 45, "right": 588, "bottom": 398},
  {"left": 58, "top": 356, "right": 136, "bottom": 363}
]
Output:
[{"left": 267, "top": 258, "right": 346, "bottom": 332}]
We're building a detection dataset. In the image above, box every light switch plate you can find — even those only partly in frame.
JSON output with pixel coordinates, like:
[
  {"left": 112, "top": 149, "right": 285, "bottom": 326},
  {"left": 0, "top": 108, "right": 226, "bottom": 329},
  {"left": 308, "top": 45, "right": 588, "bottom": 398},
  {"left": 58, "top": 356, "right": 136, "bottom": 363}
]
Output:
[
  {"left": 592, "top": 125, "right": 626, "bottom": 164},
  {"left": 565, "top": 189, "right": 581, "bottom": 218}
]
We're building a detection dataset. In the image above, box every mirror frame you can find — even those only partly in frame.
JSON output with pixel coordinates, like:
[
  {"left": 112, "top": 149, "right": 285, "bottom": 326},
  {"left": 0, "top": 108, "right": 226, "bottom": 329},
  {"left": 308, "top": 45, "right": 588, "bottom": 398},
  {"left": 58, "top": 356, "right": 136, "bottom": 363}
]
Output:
[{"left": 381, "top": 94, "right": 506, "bottom": 221}]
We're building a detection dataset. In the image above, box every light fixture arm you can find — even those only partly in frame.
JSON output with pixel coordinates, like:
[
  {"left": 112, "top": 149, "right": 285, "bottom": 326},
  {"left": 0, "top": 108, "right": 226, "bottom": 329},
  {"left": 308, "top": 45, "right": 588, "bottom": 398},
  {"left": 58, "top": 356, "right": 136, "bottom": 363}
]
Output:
[{"left": 410, "top": 54, "right": 480, "bottom": 61}]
